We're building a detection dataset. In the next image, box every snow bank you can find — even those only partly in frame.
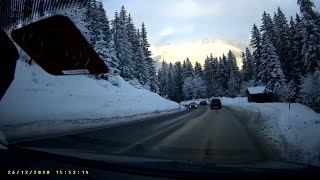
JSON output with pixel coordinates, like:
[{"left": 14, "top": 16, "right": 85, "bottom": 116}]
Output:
[
  {"left": 0, "top": 60, "right": 180, "bottom": 142},
  {"left": 220, "top": 97, "right": 248, "bottom": 105},
  {"left": 223, "top": 97, "right": 320, "bottom": 166},
  {"left": 0, "top": 130, "right": 8, "bottom": 149},
  {"left": 181, "top": 97, "right": 244, "bottom": 106},
  {"left": 180, "top": 98, "right": 210, "bottom": 106}
]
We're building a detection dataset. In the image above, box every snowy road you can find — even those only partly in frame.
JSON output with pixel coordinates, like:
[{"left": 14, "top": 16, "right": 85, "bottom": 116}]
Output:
[{"left": 12, "top": 106, "right": 266, "bottom": 164}]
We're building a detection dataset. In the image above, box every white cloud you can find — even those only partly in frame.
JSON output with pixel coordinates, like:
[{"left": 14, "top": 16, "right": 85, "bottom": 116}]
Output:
[
  {"left": 163, "top": 0, "right": 223, "bottom": 20},
  {"left": 159, "top": 26, "right": 194, "bottom": 37},
  {"left": 159, "top": 27, "right": 175, "bottom": 36}
]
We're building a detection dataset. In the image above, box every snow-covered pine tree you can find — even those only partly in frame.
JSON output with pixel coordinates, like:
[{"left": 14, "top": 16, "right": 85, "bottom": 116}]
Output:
[
  {"left": 300, "top": 70, "right": 320, "bottom": 112},
  {"left": 94, "top": 1, "right": 119, "bottom": 76},
  {"left": 133, "top": 30, "right": 150, "bottom": 87},
  {"left": 194, "top": 61, "right": 203, "bottom": 78},
  {"left": 181, "top": 58, "right": 194, "bottom": 80},
  {"left": 182, "top": 59, "right": 188, "bottom": 81},
  {"left": 183, "top": 76, "right": 207, "bottom": 100},
  {"left": 85, "top": 0, "right": 99, "bottom": 46},
  {"left": 261, "top": 11, "right": 277, "bottom": 47},
  {"left": 256, "top": 37, "right": 270, "bottom": 86},
  {"left": 241, "top": 51, "right": 248, "bottom": 81},
  {"left": 111, "top": 11, "right": 119, "bottom": 48},
  {"left": 240, "top": 49, "right": 255, "bottom": 94},
  {"left": 158, "top": 60, "right": 169, "bottom": 97},
  {"left": 193, "top": 75, "right": 207, "bottom": 99},
  {"left": 287, "top": 16, "right": 296, "bottom": 81},
  {"left": 112, "top": 6, "right": 135, "bottom": 80},
  {"left": 250, "top": 24, "right": 262, "bottom": 79},
  {"left": 204, "top": 54, "right": 218, "bottom": 97},
  {"left": 297, "top": 0, "right": 320, "bottom": 74},
  {"left": 183, "top": 77, "right": 194, "bottom": 100},
  {"left": 203, "top": 56, "right": 212, "bottom": 96},
  {"left": 173, "top": 61, "right": 184, "bottom": 102},
  {"left": 297, "top": 0, "right": 320, "bottom": 110},
  {"left": 126, "top": 15, "right": 142, "bottom": 82},
  {"left": 257, "top": 12, "right": 277, "bottom": 85},
  {"left": 227, "top": 50, "right": 241, "bottom": 96},
  {"left": 228, "top": 72, "right": 238, "bottom": 97},
  {"left": 219, "top": 54, "right": 229, "bottom": 96},
  {"left": 259, "top": 12, "right": 279, "bottom": 89},
  {"left": 167, "top": 63, "right": 176, "bottom": 100},
  {"left": 186, "top": 57, "right": 194, "bottom": 78},
  {"left": 273, "top": 7, "right": 290, "bottom": 77},
  {"left": 126, "top": 14, "right": 136, "bottom": 46},
  {"left": 141, "top": 23, "right": 158, "bottom": 92},
  {"left": 242, "top": 47, "right": 254, "bottom": 82},
  {"left": 212, "top": 56, "right": 221, "bottom": 96},
  {"left": 288, "top": 15, "right": 303, "bottom": 98},
  {"left": 259, "top": 35, "right": 287, "bottom": 101}
]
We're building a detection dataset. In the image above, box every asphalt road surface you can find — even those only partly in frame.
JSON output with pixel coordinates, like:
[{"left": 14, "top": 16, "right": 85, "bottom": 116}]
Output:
[{"left": 12, "top": 106, "right": 266, "bottom": 164}]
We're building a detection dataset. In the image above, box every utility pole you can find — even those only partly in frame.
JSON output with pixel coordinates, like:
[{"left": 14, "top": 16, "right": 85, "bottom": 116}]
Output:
[{"left": 288, "top": 84, "right": 291, "bottom": 110}]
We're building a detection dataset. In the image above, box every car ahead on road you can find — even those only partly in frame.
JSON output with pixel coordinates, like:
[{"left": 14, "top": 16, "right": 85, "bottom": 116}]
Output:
[
  {"left": 211, "top": 99, "right": 222, "bottom": 109},
  {"left": 200, "top": 101, "right": 208, "bottom": 105},
  {"left": 189, "top": 102, "right": 198, "bottom": 108}
]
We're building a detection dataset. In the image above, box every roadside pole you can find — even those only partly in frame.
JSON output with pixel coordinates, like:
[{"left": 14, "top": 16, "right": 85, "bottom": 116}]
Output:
[
  {"left": 288, "top": 89, "right": 290, "bottom": 123},
  {"left": 288, "top": 88, "right": 291, "bottom": 110}
]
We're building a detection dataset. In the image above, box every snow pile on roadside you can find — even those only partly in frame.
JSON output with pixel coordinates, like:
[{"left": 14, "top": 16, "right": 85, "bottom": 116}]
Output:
[
  {"left": 223, "top": 97, "right": 320, "bottom": 166},
  {"left": 0, "top": 60, "right": 180, "bottom": 141},
  {"left": 180, "top": 97, "right": 244, "bottom": 106},
  {"left": 180, "top": 99, "right": 210, "bottom": 106},
  {"left": 0, "top": 130, "right": 8, "bottom": 149},
  {"left": 220, "top": 97, "right": 248, "bottom": 105}
]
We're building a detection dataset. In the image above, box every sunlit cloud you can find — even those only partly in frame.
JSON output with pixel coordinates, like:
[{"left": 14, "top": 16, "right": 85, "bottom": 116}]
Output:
[
  {"left": 159, "top": 27, "right": 175, "bottom": 36},
  {"left": 158, "top": 26, "right": 194, "bottom": 37},
  {"left": 151, "top": 38, "right": 245, "bottom": 67}
]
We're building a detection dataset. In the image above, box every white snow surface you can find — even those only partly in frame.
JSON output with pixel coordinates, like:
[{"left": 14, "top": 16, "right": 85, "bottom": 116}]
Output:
[
  {"left": 247, "top": 86, "right": 266, "bottom": 94},
  {"left": 222, "top": 97, "right": 320, "bottom": 166},
  {"left": 180, "top": 98, "right": 210, "bottom": 106},
  {"left": 0, "top": 60, "right": 180, "bottom": 142}
]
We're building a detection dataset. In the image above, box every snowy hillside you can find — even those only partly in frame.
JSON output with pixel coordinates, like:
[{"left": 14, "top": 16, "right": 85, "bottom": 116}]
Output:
[
  {"left": 0, "top": 60, "right": 180, "bottom": 141},
  {"left": 223, "top": 98, "right": 320, "bottom": 166}
]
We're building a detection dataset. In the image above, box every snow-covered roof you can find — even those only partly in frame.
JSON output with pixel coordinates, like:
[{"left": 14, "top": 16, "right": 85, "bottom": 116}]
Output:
[{"left": 247, "top": 86, "right": 266, "bottom": 94}]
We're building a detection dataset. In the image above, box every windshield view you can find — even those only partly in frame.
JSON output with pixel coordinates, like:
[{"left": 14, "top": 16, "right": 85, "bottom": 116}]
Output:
[{"left": 1, "top": 0, "right": 320, "bottom": 178}]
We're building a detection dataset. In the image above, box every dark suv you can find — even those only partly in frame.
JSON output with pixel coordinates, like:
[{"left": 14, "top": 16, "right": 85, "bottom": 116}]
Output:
[{"left": 210, "top": 99, "right": 221, "bottom": 109}]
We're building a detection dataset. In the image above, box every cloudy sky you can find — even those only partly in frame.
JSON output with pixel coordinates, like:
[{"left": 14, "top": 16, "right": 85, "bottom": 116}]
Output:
[{"left": 101, "top": 0, "right": 315, "bottom": 66}]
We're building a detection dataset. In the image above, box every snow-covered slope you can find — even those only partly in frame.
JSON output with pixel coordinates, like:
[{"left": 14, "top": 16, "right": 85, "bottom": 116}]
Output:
[
  {"left": 0, "top": 60, "right": 180, "bottom": 141},
  {"left": 223, "top": 97, "right": 320, "bottom": 166}
]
